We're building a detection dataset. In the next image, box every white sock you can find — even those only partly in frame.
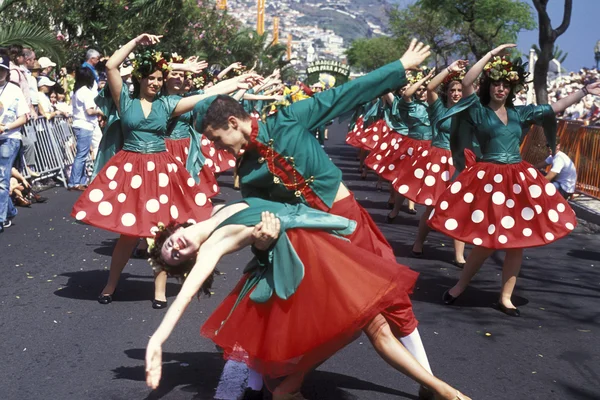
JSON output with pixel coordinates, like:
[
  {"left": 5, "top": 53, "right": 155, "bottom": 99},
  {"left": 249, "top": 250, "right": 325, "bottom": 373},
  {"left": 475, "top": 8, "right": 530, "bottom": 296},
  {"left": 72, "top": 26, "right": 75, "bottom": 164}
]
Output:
[
  {"left": 247, "top": 368, "right": 264, "bottom": 391},
  {"left": 399, "top": 328, "right": 433, "bottom": 374}
]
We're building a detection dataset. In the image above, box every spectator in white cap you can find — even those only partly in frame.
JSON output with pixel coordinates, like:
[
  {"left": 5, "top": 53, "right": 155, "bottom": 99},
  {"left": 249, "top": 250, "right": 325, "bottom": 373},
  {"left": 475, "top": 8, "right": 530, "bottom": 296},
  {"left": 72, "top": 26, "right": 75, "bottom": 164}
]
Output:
[
  {"left": 37, "top": 76, "right": 57, "bottom": 119},
  {"left": 38, "top": 56, "right": 56, "bottom": 78}
]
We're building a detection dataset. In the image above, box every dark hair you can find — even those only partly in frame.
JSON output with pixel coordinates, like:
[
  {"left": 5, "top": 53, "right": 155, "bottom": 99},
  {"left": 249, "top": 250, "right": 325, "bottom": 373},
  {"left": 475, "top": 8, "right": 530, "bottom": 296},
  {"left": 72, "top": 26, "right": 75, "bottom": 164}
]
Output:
[
  {"left": 74, "top": 67, "right": 95, "bottom": 92},
  {"left": 7, "top": 44, "right": 24, "bottom": 63},
  {"left": 147, "top": 221, "right": 216, "bottom": 296},
  {"left": 479, "top": 75, "right": 516, "bottom": 108},
  {"left": 440, "top": 80, "right": 462, "bottom": 105},
  {"left": 202, "top": 95, "right": 251, "bottom": 131}
]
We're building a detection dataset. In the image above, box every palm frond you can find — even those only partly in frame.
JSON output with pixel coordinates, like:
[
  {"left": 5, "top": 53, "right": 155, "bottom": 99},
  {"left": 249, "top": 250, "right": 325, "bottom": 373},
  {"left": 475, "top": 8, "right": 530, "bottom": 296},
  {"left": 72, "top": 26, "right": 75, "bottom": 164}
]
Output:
[
  {"left": 0, "top": 0, "right": 26, "bottom": 14},
  {"left": 0, "top": 22, "right": 64, "bottom": 64},
  {"left": 130, "top": 0, "right": 181, "bottom": 17}
]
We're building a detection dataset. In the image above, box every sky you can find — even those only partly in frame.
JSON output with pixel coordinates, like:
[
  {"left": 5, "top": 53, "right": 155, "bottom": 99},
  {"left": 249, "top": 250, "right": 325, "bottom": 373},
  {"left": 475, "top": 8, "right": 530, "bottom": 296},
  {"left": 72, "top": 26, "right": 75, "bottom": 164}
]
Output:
[{"left": 389, "top": 0, "right": 599, "bottom": 72}]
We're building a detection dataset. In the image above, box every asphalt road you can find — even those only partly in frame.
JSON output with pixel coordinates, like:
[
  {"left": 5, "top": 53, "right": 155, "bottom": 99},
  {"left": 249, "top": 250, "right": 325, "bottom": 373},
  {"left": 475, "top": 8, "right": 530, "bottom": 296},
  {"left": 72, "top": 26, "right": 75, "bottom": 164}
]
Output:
[{"left": 2, "top": 121, "right": 599, "bottom": 400}]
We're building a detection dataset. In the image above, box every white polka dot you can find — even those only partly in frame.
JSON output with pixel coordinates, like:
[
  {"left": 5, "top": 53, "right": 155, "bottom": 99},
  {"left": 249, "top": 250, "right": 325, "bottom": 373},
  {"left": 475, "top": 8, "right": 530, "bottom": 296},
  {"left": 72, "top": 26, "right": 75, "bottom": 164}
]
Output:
[
  {"left": 557, "top": 203, "right": 566, "bottom": 213},
  {"left": 449, "top": 157, "right": 453, "bottom": 166},
  {"left": 566, "top": 222, "right": 574, "bottom": 230},
  {"left": 463, "top": 193, "right": 474, "bottom": 203},
  {"left": 215, "top": 166, "right": 221, "bottom": 173},
  {"left": 426, "top": 162, "right": 432, "bottom": 170},
  {"left": 441, "top": 156, "right": 447, "bottom": 164},
  {"left": 441, "top": 171, "right": 450, "bottom": 182},
  {"left": 228, "top": 159, "right": 236, "bottom": 168},
  {"left": 172, "top": 163, "right": 178, "bottom": 173},
  {"left": 529, "top": 185, "right": 542, "bottom": 198},
  {"left": 425, "top": 176, "right": 436, "bottom": 186},
  {"left": 425, "top": 198, "right": 433, "bottom": 205},
  {"left": 373, "top": 126, "right": 378, "bottom": 132},
  {"left": 167, "top": 164, "right": 173, "bottom": 173},
  {"left": 440, "top": 201, "right": 449, "bottom": 210},
  {"left": 158, "top": 173, "right": 169, "bottom": 188},
  {"left": 428, "top": 209, "right": 435, "bottom": 219},
  {"left": 414, "top": 169, "right": 424, "bottom": 179},
  {"left": 450, "top": 182, "right": 461, "bottom": 194},
  {"left": 210, "top": 148, "right": 216, "bottom": 157},
  {"left": 379, "top": 143, "right": 388, "bottom": 151},
  {"left": 361, "top": 138, "right": 367, "bottom": 143},
  {"left": 494, "top": 174, "right": 503, "bottom": 183},
  {"left": 498, "top": 235, "right": 508, "bottom": 244},
  {"left": 488, "top": 224, "right": 496, "bottom": 235},
  {"left": 398, "top": 185, "right": 409, "bottom": 194},
  {"left": 513, "top": 184, "right": 522, "bottom": 194},
  {"left": 121, "top": 213, "right": 136, "bottom": 227},
  {"left": 548, "top": 209, "right": 559, "bottom": 223},
  {"left": 501, "top": 216, "right": 515, "bottom": 229},
  {"left": 445, "top": 219, "right": 458, "bottom": 230},
  {"left": 159, "top": 194, "right": 168, "bottom": 204},
  {"left": 106, "top": 166, "right": 119, "bottom": 180},
  {"left": 400, "top": 155, "right": 406, "bottom": 160},
  {"left": 523, "top": 228, "right": 532, "bottom": 237},
  {"left": 477, "top": 170, "right": 485, "bottom": 179},
  {"left": 187, "top": 177, "right": 196, "bottom": 187},
  {"left": 146, "top": 199, "right": 160, "bottom": 213},
  {"left": 147, "top": 161, "right": 155, "bottom": 172},
  {"left": 88, "top": 189, "right": 104, "bottom": 203},
  {"left": 535, "top": 205, "right": 543, "bottom": 214},
  {"left": 170, "top": 205, "right": 179, "bottom": 219},
  {"left": 545, "top": 183, "right": 557, "bottom": 196},
  {"left": 131, "top": 175, "right": 143, "bottom": 189},
  {"left": 471, "top": 210, "right": 484, "bottom": 223},
  {"left": 98, "top": 201, "right": 113, "bottom": 216},
  {"left": 187, "top": 219, "right": 197, "bottom": 224},
  {"left": 431, "top": 164, "right": 440, "bottom": 173},
  {"left": 184, "top": 147, "right": 189, "bottom": 155},
  {"left": 422, "top": 150, "right": 429, "bottom": 157},
  {"left": 391, "top": 138, "right": 397, "bottom": 146},
  {"left": 545, "top": 232, "right": 555, "bottom": 241},
  {"left": 492, "top": 192, "right": 506, "bottom": 205},
  {"left": 528, "top": 168, "right": 538, "bottom": 179},
  {"left": 372, "top": 135, "right": 379, "bottom": 142},
  {"left": 506, "top": 199, "right": 515, "bottom": 208},
  {"left": 206, "top": 159, "right": 214, "bottom": 168},
  {"left": 388, "top": 164, "right": 396, "bottom": 171},
  {"left": 407, "top": 147, "right": 414, "bottom": 156},
  {"left": 75, "top": 211, "right": 86, "bottom": 220},
  {"left": 108, "top": 181, "right": 118, "bottom": 190},
  {"left": 124, "top": 163, "right": 133, "bottom": 172},
  {"left": 195, "top": 193, "right": 207, "bottom": 206},
  {"left": 117, "top": 193, "right": 127, "bottom": 203},
  {"left": 412, "top": 160, "right": 418, "bottom": 167},
  {"left": 521, "top": 207, "right": 535, "bottom": 221},
  {"left": 212, "top": 184, "right": 218, "bottom": 193},
  {"left": 176, "top": 156, "right": 182, "bottom": 162},
  {"left": 473, "top": 238, "right": 483, "bottom": 246},
  {"left": 484, "top": 184, "right": 493, "bottom": 193},
  {"left": 202, "top": 139, "right": 210, "bottom": 146}
]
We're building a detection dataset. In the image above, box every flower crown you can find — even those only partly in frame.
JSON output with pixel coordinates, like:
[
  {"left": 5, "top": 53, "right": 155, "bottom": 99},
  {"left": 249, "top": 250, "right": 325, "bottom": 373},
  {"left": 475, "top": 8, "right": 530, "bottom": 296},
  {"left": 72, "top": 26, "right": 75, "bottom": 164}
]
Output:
[
  {"left": 169, "top": 52, "right": 185, "bottom": 64},
  {"left": 484, "top": 56, "right": 529, "bottom": 93},
  {"left": 131, "top": 48, "right": 171, "bottom": 80},
  {"left": 146, "top": 222, "right": 166, "bottom": 272},
  {"left": 407, "top": 67, "right": 431, "bottom": 85}
]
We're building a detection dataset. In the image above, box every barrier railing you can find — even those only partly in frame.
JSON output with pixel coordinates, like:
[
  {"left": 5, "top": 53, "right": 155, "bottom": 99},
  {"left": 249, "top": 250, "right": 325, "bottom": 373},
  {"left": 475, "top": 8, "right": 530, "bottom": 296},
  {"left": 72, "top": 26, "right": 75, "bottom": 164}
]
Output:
[
  {"left": 20, "top": 116, "right": 90, "bottom": 188},
  {"left": 521, "top": 120, "right": 600, "bottom": 199}
]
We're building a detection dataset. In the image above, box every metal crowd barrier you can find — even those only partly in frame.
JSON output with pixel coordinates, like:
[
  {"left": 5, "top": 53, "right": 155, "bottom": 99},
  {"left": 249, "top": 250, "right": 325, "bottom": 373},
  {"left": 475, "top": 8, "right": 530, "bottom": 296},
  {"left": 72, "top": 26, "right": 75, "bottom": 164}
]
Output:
[
  {"left": 20, "top": 116, "right": 91, "bottom": 188},
  {"left": 521, "top": 120, "right": 600, "bottom": 199}
]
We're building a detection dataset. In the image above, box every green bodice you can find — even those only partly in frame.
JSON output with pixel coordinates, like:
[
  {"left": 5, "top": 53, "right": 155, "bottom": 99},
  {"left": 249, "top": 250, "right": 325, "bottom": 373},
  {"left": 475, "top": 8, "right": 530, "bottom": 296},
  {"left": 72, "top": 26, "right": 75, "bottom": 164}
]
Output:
[
  {"left": 394, "top": 98, "right": 432, "bottom": 140},
  {"left": 428, "top": 98, "right": 451, "bottom": 150},
  {"left": 384, "top": 95, "right": 409, "bottom": 134},
  {"left": 92, "top": 85, "right": 123, "bottom": 180}
]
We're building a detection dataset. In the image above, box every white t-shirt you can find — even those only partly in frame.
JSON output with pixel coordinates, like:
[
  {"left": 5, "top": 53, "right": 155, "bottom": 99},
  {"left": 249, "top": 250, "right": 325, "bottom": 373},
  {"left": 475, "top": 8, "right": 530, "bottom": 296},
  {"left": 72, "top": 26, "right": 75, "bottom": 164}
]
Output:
[
  {"left": 71, "top": 86, "right": 98, "bottom": 131},
  {"left": 545, "top": 151, "right": 577, "bottom": 193},
  {"left": 0, "top": 82, "right": 29, "bottom": 140}
]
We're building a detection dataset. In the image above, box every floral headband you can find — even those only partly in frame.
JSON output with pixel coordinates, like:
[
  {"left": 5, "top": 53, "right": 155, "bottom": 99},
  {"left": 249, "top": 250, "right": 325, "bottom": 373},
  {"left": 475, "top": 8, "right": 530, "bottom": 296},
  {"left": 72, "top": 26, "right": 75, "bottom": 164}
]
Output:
[
  {"left": 131, "top": 48, "right": 171, "bottom": 80},
  {"left": 146, "top": 222, "right": 167, "bottom": 272},
  {"left": 484, "top": 56, "right": 529, "bottom": 93},
  {"left": 407, "top": 67, "right": 431, "bottom": 85}
]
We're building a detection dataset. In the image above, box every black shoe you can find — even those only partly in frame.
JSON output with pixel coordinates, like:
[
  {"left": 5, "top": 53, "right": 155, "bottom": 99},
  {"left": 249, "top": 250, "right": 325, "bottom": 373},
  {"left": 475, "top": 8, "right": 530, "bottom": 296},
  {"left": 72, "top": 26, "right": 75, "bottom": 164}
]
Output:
[
  {"left": 494, "top": 302, "right": 521, "bottom": 317},
  {"left": 411, "top": 249, "right": 423, "bottom": 258},
  {"left": 386, "top": 213, "right": 397, "bottom": 224},
  {"left": 442, "top": 290, "right": 460, "bottom": 305},
  {"left": 451, "top": 259, "right": 466, "bottom": 268},
  {"left": 98, "top": 294, "right": 113, "bottom": 304},
  {"left": 152, "top": 299, "right": 168, "bottom": 309},
  {"left": 241, "top": 387, "right": 264, "bottom": 400},
  {"left": 406, "top": 208, "right": 417, "bottom": 215},
  {"left": 418, "top": 385, "right": 435, "bottom": 400},
  {"left": 132, "top": 248, "right": 149, "bottom": 259}
]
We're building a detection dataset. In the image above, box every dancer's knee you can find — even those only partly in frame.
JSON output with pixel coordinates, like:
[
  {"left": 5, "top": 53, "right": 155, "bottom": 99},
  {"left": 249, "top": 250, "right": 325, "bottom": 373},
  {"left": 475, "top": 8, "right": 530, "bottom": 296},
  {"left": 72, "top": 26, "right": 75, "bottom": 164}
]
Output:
[{"left": 364, "top": 314, "right": 394, "bottom": 343}]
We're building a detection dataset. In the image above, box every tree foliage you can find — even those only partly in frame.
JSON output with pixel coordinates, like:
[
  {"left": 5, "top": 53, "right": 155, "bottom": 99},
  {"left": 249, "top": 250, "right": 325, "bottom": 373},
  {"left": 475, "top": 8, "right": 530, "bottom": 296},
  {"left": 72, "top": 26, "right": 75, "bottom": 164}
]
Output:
[
  {"left": 532, "top": 44, "right": 568, "bottom": 64},
  {"left": 345, "top": 36, "right": 405, "bottom": 72}
]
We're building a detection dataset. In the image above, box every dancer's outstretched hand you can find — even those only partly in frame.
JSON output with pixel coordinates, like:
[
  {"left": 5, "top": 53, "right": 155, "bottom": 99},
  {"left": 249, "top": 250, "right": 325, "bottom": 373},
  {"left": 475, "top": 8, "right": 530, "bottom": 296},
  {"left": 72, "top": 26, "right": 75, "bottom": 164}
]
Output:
[
  {"left": 186, "top": 59, "right": 208, "bottom": 74},
  {"left": 490, "top": 43, "right": 516, "bottom": 57},
  {"left": 135, "top": 33, "right": 162, "bottom": 46},
  {"left": 399, "top": 39, "right": 431, "bottom": 71},
  {"left": 145, "top": 338, "right": 163, "bottom": 389},
  {"left": 448, "top": 59, "right": 469, "bottom": 73},
  {"left": 252, "top": 212, "right": 281, "bottom": 251}
]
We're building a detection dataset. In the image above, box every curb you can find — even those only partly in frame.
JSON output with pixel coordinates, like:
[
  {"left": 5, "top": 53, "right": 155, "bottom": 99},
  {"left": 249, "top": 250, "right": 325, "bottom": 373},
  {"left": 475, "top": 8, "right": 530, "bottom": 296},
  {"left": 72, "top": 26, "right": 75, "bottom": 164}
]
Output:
[{"left": 570, "top": 197, "right": 600, "bottom": 227}]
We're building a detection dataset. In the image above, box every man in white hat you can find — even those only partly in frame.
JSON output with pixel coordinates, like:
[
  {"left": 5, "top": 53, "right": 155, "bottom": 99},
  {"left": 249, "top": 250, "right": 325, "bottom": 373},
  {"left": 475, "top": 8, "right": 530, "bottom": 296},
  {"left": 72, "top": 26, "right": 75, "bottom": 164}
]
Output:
[
  {"left": 38, "top": 56, "right": 56, "bottom": 79},
  {"left": 37, "top": 76, "right": 57, "bottom": 119}
]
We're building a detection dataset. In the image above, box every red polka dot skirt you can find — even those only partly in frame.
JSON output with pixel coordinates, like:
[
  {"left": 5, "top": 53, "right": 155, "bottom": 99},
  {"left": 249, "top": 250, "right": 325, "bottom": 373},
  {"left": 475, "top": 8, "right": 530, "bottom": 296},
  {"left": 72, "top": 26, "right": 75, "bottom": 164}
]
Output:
[
  {"left": 345, "top": 116, "right": 371, "bottom": 149},
  {"left": 428, "top": 160, "right": 577, "bottom": 249},
  {"left": 365, "top": 135, "right": 431, "bottom": 182},
  {"left": 391, "top": 146, "right": 455, "bottom": 206},
  {"left": 71, "top": 150, "right": 214, "bottom": 237},
  {"left": 359, "top": 119, "right": 393, "bottom": 151},
  {"left": 166, "top": 137, "right": 220, "bottom": 198},
  {"left": 200, "top": 135, "right": 237, "bottom": 174}
]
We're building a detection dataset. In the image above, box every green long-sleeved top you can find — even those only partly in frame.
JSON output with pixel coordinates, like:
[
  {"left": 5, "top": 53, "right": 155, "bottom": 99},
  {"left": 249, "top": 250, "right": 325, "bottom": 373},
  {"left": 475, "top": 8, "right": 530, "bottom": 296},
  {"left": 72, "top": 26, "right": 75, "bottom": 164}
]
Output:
[
  {"left": 384, "top": 94, "right": 409, "bottom": 135},
  {"left": 394, "top": 98, "right": 432, "bottom": 140},
  {"left": 427, "top": 98, "right": 451, "bottom": 150}
]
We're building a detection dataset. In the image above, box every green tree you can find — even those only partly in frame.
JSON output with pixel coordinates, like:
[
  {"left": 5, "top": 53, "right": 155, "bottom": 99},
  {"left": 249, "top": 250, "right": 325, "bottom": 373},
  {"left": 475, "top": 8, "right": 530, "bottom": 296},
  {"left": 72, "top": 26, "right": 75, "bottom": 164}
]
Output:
[
  {"left": 531, "top": 44, "right": 568, "bottom": 64},
  {"left": 345, "top": 37, "right": 405, "bottom": 72},
  {"left": 225, "top": 29, "right": 290, "bottom": 76}
]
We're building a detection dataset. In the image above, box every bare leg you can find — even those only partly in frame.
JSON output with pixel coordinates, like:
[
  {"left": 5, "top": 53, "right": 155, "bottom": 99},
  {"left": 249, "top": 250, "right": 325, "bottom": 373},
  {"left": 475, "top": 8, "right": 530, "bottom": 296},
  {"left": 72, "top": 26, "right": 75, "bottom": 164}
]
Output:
[
  {"left": 100, "top": 235, "right": 139, "bottom": 296},
  {"left": 413, "top": 206, "right": 433, "bottom": 253},
  {"left": 153, "top": 270, "right": 168, "bottom": 302},
  {"left": 408, "top": 200, "right": 416, "bottom": 212},
  {"left": 500, "top": 249, "right": 523, "bottom": 309},
  {"left": 360, "top": 150, "right": 368, "bottom": 178},
  {"left": 447, "top": 246, "right": 495, "bottom": 298},
  {"left": 453, "top": 240, "right": 466, "bottom": 264}
]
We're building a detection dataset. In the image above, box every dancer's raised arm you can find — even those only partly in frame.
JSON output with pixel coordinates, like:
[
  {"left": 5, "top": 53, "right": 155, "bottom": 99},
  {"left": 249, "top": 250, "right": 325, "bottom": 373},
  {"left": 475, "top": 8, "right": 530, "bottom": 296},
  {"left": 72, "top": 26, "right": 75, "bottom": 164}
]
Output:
[
  {"left": 403, "top": 68, "right": 435, "bottom": 102},
  {"left": 426, "top": 60, "right": 467, "bottom": 105},
  {"left": 550, "top": 82, "right": 600, "bottom": 114},
  {"left": 462, "top": 44, "right": 516, "bottom": 97}
]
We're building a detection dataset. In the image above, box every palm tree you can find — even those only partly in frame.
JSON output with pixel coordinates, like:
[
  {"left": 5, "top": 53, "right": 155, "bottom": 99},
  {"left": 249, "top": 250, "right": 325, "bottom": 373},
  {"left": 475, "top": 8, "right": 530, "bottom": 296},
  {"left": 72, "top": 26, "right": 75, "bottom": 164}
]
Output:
[
  {"left": 0, "top": 0, "right": 64, "bottom": 63},
  {"left": 226, "top": 28, "right": 290, "bottom": 76}
]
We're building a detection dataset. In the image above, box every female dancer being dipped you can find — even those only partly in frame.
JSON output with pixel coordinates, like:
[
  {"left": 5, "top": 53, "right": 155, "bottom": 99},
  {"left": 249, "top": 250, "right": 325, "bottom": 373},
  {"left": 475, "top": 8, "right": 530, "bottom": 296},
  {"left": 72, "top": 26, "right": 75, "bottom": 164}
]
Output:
[
  {"left": 145, "top": 200, "right": 471, "bottom": 400},
  {"left": 401, "top": 60, "right": 469, "bottom": 265},
  {"left": 429, "top": 44, "right": 600, "bottom": 316},
  {"left": 71, "top": 33, "right": 257, "bottom": 307}
]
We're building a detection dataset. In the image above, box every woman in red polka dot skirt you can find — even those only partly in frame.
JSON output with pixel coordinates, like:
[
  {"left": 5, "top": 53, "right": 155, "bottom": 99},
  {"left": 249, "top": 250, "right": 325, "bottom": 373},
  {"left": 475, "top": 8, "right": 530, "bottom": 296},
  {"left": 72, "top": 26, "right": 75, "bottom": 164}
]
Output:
[
  {"left": 71, "top": 34, "right": 251, "bottom": 307},
  {"left": 371, "top": 69, "right": 435, "bottom": 221},
  {"left": 403, "top": 60, "right": 469, "bottom": 265},
  {"left": 429, "top": 44, "right": 600, "bottom": 316}
]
